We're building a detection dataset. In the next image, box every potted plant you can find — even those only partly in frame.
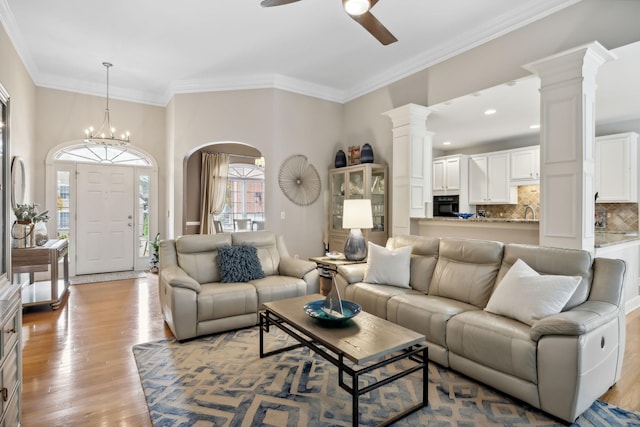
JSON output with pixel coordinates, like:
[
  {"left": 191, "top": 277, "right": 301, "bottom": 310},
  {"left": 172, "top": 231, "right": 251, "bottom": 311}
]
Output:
[
  {"left": 12, "top": 203, "right": 50, "bottom": 247},
  {"left": 149, "top": 232, "right": 160, "bottom": 273}
]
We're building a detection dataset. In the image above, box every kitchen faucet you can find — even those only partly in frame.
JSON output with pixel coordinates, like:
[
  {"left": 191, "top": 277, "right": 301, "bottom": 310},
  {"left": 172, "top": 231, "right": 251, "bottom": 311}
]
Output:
[{"left": 524, "top": 205, "right": 535, "bottom": 220}]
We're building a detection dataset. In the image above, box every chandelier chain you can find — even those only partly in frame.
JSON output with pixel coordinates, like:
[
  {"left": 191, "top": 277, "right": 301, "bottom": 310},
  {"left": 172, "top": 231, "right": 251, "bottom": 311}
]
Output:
[{"left": 83, "top": 61, "right": 131, "bottom": 146}]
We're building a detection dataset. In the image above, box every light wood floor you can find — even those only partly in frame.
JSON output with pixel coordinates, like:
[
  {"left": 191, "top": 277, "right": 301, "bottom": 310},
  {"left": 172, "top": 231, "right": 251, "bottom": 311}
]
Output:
[{"left": 21, "top": 274, "right": 640, "bottom": 426}]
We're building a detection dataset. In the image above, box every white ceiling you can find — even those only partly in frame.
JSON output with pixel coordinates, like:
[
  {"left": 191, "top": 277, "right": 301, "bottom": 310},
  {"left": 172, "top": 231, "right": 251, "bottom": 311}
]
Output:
[
  {"left": 0, "top": 0, "right": 580, "bottom": 106},
  {"left": 427, "top": 40, "right": 640, "bottom": 150}
]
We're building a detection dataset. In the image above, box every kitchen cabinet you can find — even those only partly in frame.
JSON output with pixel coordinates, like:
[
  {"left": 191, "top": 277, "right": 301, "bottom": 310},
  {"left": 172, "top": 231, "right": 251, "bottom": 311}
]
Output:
[
  {"left": 329, "top": 163, "right": 388, "bottom": 252},
  {"left": 595, "top": 132, "right": 639, "bottom": 203},
  {"left": 469, "top": 152, "right": 517, "bottom": 204},
  {"left": 510, "top": 146, "right": 540, "bottom": 182},
  {"left": 433, "top": 155, "right": 465, "bottom": 195}
]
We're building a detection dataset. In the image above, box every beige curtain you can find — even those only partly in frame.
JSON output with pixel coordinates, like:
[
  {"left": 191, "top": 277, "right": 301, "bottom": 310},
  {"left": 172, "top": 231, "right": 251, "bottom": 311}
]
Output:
[{"left": 200, "top": 152, "right": 230, "bottom": 234}]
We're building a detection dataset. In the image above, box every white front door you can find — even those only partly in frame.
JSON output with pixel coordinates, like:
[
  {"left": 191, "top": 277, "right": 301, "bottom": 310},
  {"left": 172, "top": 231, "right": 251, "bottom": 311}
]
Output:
[{"left": 76, "top": 163, "right": 135, "bottom": 274}]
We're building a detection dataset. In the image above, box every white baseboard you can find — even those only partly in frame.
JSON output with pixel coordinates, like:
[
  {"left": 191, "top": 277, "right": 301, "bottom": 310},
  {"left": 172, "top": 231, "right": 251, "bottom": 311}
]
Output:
[{"left": 625, "top": 294, "right": 640, "bottom": 315}]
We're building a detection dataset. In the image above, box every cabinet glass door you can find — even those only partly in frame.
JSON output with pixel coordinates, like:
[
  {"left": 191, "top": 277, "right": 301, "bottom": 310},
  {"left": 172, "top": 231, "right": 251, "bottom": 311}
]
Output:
[
  {"left": 371, "top": 169, "right": 385, "bottom": 231},
  {"left": 347, "top": 169, "right": 364, "bottom": 199},
  {"left": 331, "top": 172, "right": 345, "bottom": 230}
]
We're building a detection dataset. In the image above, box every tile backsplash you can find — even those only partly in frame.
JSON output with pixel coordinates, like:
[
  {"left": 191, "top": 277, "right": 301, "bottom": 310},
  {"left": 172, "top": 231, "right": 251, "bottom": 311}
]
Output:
[
  {"left": 475, "top": 184, "right": 639, "bottom": 232},
  {"left": 596, "top": 203, "right": 639, "bottom": 233},
  {"left": 476, "top": 185, "right": 540, "bottom": 219}
]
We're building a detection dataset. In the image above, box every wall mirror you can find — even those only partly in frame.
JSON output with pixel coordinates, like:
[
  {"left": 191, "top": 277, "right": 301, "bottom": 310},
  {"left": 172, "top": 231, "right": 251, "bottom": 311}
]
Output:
[{"left": 10, "top": 156, "right": 24, "bottom": 210}]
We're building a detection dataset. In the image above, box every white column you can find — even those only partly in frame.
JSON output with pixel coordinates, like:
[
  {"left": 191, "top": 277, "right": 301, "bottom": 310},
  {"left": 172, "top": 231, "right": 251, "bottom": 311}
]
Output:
[
  {"left": 382, "top": 104, "right": 433, "bottom": 237},
  {"left": 524, "top": 42, "right": 615, "bottom": 251}
]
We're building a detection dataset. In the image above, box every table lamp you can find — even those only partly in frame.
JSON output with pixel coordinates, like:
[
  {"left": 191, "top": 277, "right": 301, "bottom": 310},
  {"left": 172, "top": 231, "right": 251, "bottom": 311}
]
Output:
[{"left": 342, "top": 199, "right": 373, "bottom": 261}]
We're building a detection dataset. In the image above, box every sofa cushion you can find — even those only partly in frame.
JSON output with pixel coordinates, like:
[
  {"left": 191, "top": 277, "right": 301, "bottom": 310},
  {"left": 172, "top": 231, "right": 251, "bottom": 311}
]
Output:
[
  {"left": 343, "top": 282, "right": 413, "bottom": 319},
  {"left": 197, "top": 282, "right": 258, "bottom": 322},
  {"left": 250, "top": 275, "right": 308, "bottom": 307},
  {"left": 485, "top": 259, "right": 581, "bottom": 326},
  {"left": 447, "top": 310, "right": 538, "bottom": 384},
  {"left": 232, "top": 231, "right": 280, "bottom": 276},
  {"left": 497, "top": 243, "right": 592, "bottom": 310},
  {"left": 176, "top": 233, "right": 232, "bottom": 284},
  {"left": 387, "top": 293, "right": 478, "bottom": 348},
  {"left": 387, "top": 235, "right": 440, "bottom": 293},
  {"left": 217, "top": 244, "right": 265, "bottom": 283},
  {"left": 429, "top": 238, "right": 504, "bottom": 308},
  {"left": 363, "top": 242, "right": 412, "bottom": 288}
]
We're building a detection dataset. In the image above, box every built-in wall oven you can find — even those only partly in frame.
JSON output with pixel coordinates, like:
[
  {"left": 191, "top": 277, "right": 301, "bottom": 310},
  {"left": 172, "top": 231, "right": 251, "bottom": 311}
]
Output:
[{"left": 433, "top": 195, "right": 459, "bottom": 217}]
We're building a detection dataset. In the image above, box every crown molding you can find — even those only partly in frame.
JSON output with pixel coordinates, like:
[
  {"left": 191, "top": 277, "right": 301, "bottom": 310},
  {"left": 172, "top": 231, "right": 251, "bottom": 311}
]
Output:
[
  {"left": 342, "top": 0, "right": 582, "bottom": 102},
  {"left": 1, "top": 0, "right": 580, "bottom": 107},
  {"left": 165, "top": 73, "right": 345, "bottom": 105}
]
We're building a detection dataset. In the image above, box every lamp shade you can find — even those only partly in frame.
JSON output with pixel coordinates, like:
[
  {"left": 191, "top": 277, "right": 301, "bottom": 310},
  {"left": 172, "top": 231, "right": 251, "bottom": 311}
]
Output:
[{"left": 342, "top": 199, "right": 373, "bottom": 229}]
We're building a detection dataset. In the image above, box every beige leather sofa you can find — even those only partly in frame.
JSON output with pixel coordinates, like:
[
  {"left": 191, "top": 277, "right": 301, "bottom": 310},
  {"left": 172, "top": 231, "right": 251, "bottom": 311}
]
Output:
[
  {"left": 335, "top": 235, "right": 626, "bottom": 423},
  {"left": 159, "top": 231, "right": 319, "bottom": 341}
]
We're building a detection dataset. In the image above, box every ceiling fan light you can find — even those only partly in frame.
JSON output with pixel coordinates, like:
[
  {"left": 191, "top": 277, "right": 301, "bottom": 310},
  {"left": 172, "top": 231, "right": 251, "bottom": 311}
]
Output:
[{"left": 344, "top": 0, "right": 370, "bottom": 16}]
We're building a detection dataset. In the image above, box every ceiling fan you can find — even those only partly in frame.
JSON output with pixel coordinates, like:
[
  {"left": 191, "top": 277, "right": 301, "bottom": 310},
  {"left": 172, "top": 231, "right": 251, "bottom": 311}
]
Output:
[{"left": 260, "top": 0, "right": 397, "bottom": 45}]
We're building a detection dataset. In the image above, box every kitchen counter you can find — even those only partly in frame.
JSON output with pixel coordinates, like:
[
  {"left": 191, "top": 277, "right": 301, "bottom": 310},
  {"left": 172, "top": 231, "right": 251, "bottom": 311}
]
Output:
[
  {"left": 413, "top": 217, "right": 540, "bottom": 245},
  {"left": 595, "top": 232, "right": 640, "bottom": 248},
  {"left": 418, "top": 217, "right": 539, "bottom": 224},
  {"left": 414, "top": 217, "right": 640, "bottom": 249}
]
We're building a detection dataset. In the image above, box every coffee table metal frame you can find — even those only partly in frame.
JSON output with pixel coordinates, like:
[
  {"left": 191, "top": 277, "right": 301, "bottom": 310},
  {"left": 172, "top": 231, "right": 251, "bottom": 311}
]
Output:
[{"left": 259, "top": 299, "right": 428, "bottom": 427}]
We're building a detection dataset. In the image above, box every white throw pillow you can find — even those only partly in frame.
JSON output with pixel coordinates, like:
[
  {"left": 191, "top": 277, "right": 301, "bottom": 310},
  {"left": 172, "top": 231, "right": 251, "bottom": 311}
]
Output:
[
  {"left": 485, "top": 258, "right": 581, "bottom": 326},
  {"left": 363, "top": 242, "right": 412, "bottom": 288}
]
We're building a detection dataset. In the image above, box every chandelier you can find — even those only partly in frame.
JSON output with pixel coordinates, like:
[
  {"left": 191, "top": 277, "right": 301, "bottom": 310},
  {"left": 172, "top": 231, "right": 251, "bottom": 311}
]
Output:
[{"left": 84, "top": 62, "right": 131, "bottom": 145}]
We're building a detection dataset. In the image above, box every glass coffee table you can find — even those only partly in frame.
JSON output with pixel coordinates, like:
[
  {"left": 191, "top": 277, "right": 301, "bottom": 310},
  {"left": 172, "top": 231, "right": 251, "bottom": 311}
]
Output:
[{"left": 260, "top": 294, "right": 428, "bottom": 427}]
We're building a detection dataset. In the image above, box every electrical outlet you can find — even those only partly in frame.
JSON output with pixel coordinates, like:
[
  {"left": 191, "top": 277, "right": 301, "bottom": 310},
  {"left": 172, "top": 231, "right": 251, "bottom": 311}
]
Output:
[{"left": 280, "top": 211, "right": 286, "bottom": 220}]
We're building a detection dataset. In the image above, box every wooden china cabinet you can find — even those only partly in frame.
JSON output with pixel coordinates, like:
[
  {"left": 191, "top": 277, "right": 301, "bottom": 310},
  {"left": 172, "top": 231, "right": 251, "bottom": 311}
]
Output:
[
  {"left": 328, "top": 163, "right": 388, "bottom": 253},
  {"left": 0, "top": 83, "right": 21, "bottom": 426}
]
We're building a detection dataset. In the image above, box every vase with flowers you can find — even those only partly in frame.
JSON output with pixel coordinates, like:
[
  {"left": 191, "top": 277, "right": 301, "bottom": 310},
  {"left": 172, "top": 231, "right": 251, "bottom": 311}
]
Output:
[{"left": 12, "top": 203, "right": 50, "bottom": 247}]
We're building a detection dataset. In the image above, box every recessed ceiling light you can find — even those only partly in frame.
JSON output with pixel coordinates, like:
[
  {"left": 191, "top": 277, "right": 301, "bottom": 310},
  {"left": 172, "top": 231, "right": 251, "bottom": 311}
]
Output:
[
  {"left": 443, "top": 141, "right": 451, "bottom": 145},
  {"left": 529, "top": 124, "right": 540, "bottom": 129},
  {"left": 484, "top": 109, "right": 497, "bottom": 115}
]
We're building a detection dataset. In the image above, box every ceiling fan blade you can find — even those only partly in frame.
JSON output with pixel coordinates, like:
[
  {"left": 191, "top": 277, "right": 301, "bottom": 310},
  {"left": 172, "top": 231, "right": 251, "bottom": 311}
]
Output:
[
  {"left": 260, "top": 0, "right": 302, "bottom": 7},
  {"left": 350, "top": 11, "right": 397, "bottom": 45}
]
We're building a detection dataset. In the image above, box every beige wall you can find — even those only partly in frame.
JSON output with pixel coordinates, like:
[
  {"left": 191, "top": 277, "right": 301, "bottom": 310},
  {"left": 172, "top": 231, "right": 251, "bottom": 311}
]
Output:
[
  {"left": 168, "top": 89, "right": 343, "bottom": 258},
  {"left": 0, "top": 23, "right": 36, "bottom": 201},
  {"left": 3, "top": 0, "right": 640, "bottom": 260},
  {"left": 34, "top": 87, "right": 166, "bottom": 232}
]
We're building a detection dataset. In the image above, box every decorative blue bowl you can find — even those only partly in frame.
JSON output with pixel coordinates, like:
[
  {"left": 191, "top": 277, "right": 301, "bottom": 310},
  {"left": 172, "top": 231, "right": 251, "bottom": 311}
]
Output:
[
  {"left": 303, "top": 300, "right": 361, "bottom": 325},
  {"left": 454, "top": 212, "right": 475, "bottom": 219}
]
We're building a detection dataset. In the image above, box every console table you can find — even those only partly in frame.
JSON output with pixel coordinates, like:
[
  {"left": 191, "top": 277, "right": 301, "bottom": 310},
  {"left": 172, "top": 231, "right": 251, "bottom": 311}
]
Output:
[{"left": 12, "top": 239, "right": 70, "bottom": 309}]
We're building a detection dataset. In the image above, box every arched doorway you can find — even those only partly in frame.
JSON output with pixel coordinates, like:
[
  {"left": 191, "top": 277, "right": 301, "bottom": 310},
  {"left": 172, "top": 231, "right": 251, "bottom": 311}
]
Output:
[
  {"left": 183, "top": 142, "right": 264, "bottom": 235},
  {"left": 46, "top": 142, "right": 159, "bottom": 276}
]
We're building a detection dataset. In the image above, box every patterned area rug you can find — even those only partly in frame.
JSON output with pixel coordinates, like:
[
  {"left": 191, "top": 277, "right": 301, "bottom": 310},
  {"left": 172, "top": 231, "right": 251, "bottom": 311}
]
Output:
[
  {"left": 133, "top": 327, "right": 640, "bottom": 427},
  {"left": 70, "top": 270, "right": 147, "bottom": 285}
]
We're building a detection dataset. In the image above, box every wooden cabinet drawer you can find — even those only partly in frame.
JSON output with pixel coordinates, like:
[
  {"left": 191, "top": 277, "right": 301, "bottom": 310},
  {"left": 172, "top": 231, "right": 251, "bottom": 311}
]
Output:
[
  {"left": 0, "top": 388, "right": 19, "bottom": 427},
  {"left": 0, "top": 343, "right": 19, "bottom": 416},
  {"left": 0, "top": 309, "right": 19, "bottom": 361}
]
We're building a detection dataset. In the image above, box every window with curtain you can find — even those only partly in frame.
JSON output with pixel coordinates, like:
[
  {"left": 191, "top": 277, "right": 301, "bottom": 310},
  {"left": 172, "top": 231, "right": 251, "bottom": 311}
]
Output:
[{"left": 215, "top": 163, "right": 265, "bottom": 230}]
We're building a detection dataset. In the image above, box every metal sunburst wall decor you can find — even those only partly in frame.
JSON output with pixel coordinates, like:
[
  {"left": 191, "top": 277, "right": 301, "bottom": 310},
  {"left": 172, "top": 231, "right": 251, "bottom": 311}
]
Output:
[{"left": 278, "top": 155, "right": 321, "bottom": 206}]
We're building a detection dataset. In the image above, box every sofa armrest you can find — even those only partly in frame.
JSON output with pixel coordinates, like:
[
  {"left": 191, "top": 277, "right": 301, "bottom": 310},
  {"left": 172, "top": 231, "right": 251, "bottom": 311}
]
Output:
[
  {"left": 160, "top": 265, "right": 201, "bottom": 293},
  {"left": 337, "top": 263, "right": 367, "bottom": 284},
  {"left": 279, "top": 257, "right": 316, "bottom": 279},
  {"left": 530, "top": 301, "right": 620, "bottom": 341}
]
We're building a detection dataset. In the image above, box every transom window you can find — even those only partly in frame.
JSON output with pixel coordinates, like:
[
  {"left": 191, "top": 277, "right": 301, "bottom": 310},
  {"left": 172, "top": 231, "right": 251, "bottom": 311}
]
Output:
[
  {"left": 55, "top": 143, "right": 151, "bottom": 165},
  {"left": 215, "top": 163, "right": 265, "bottom": 230}
]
